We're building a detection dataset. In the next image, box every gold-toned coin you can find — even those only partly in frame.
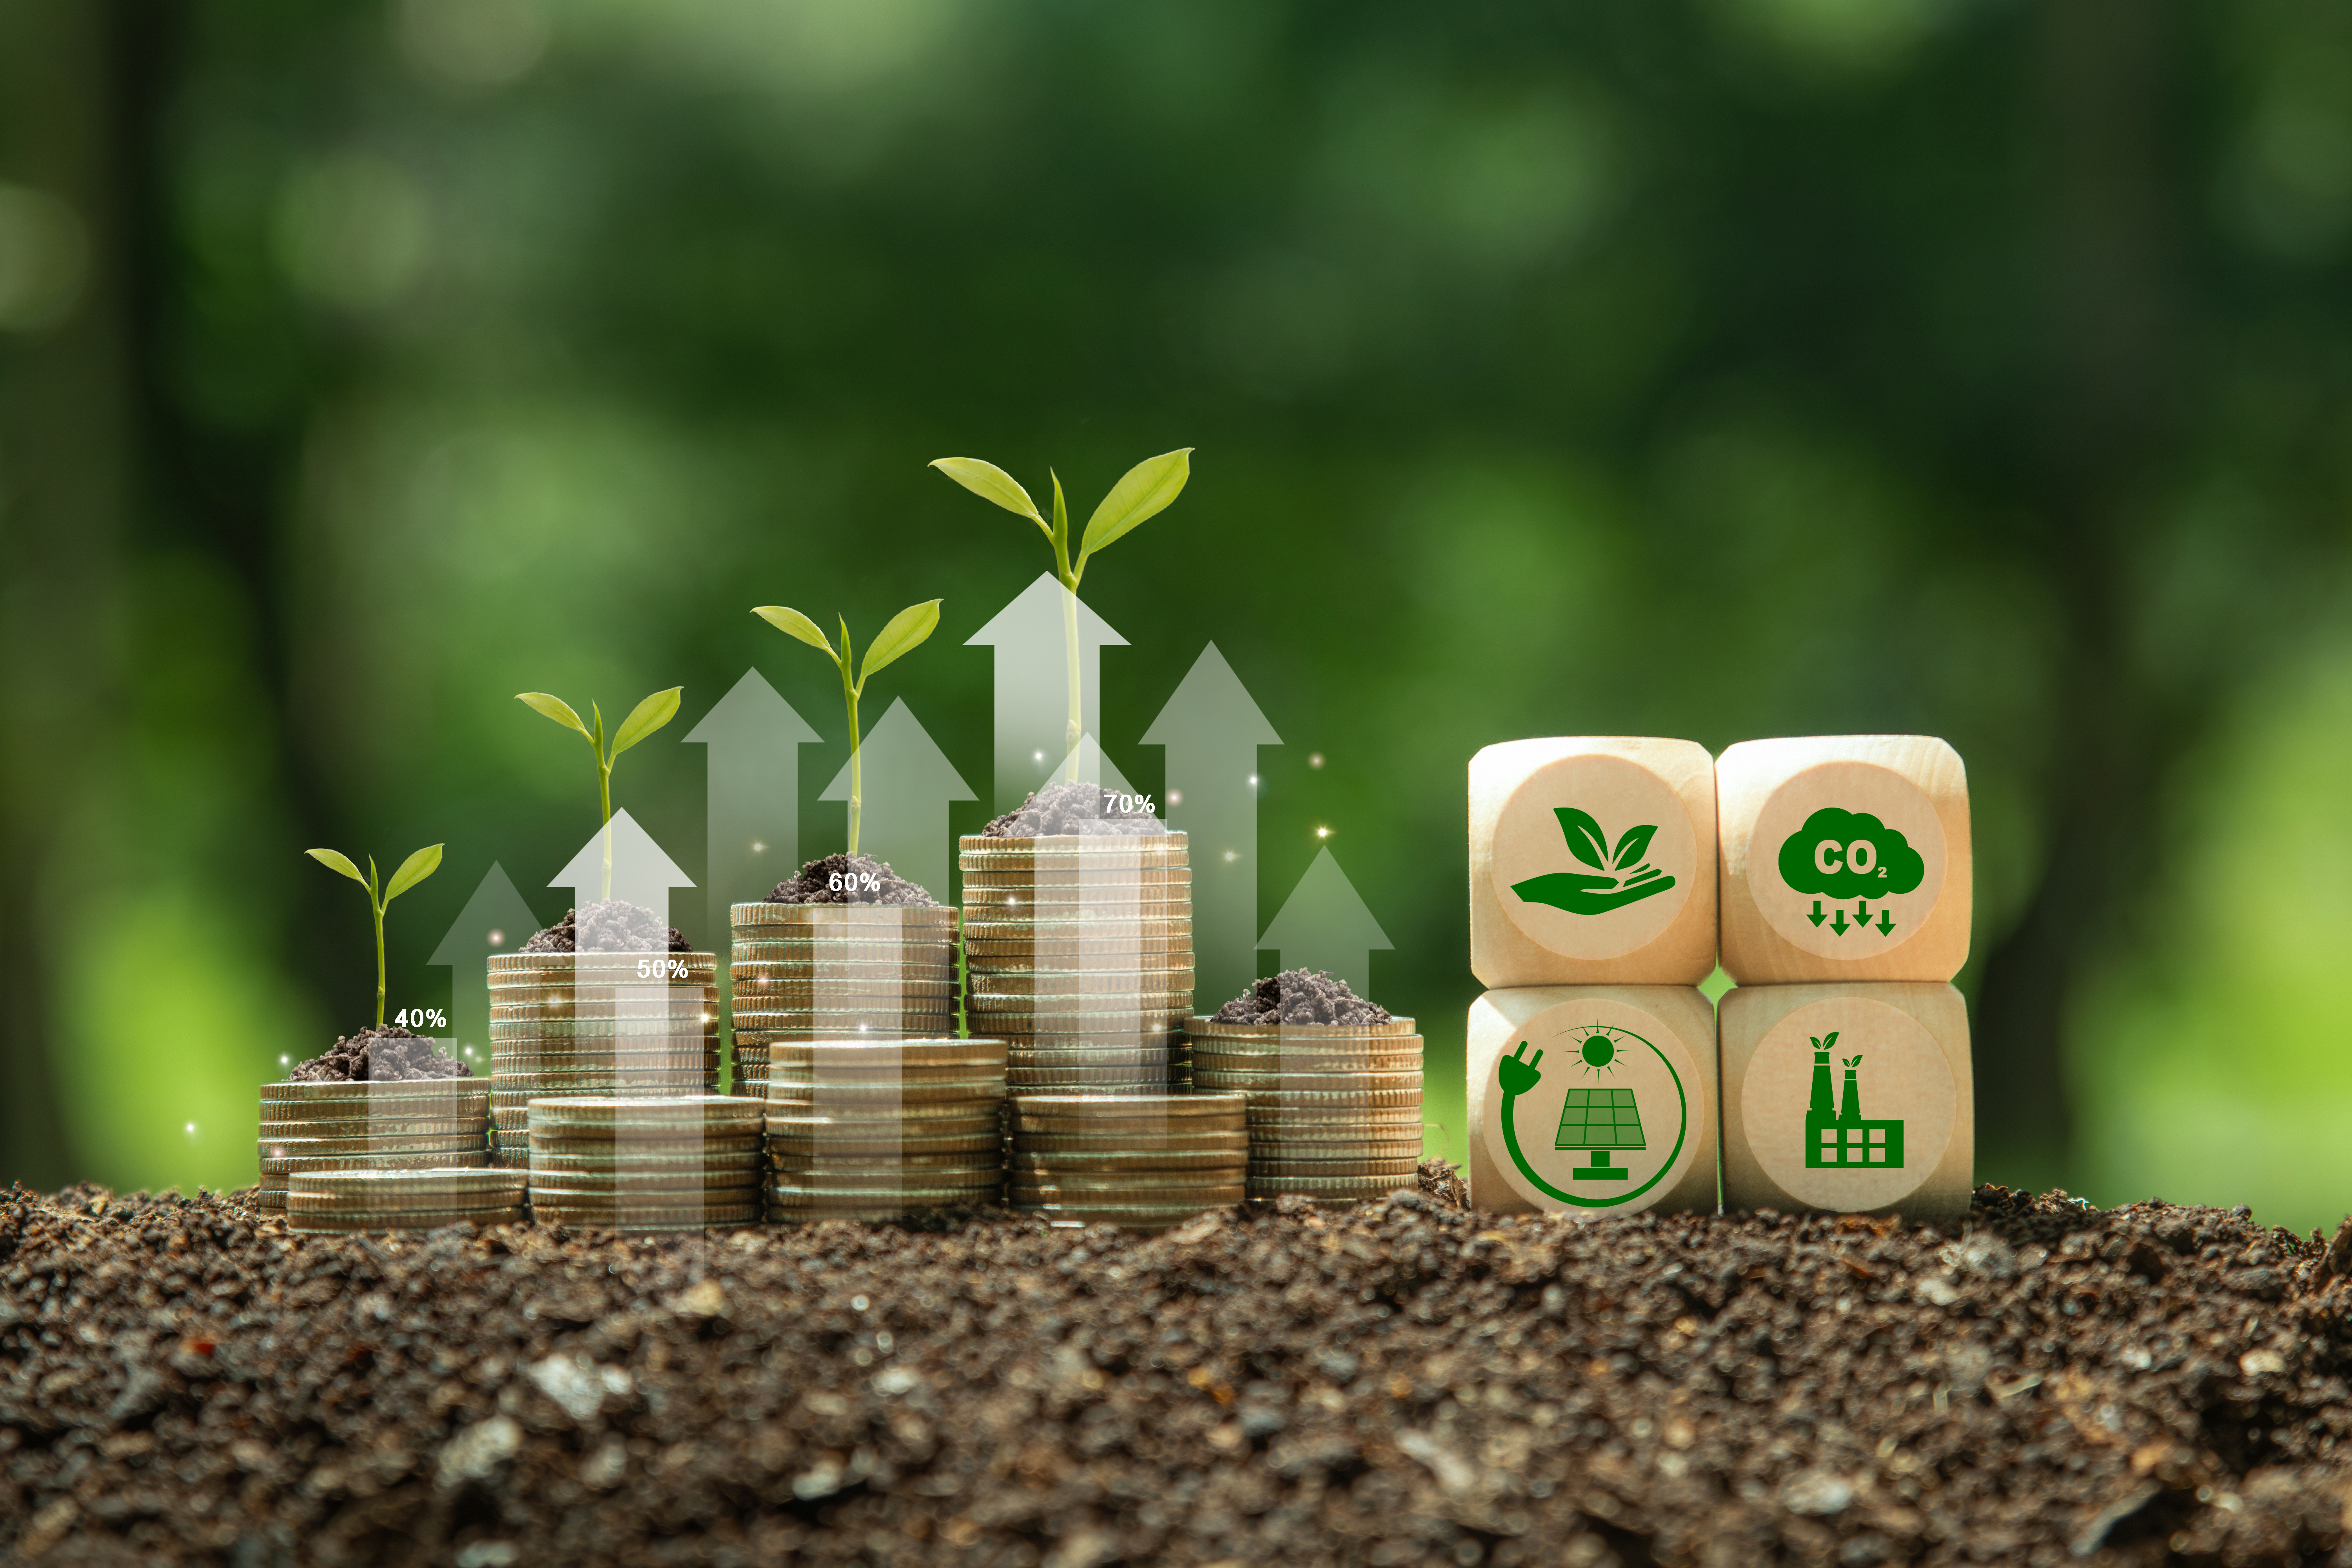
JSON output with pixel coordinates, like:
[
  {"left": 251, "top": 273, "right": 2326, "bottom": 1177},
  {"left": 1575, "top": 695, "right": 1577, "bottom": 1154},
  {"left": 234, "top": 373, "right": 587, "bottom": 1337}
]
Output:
[
  {"left": 1251, "top": 1158, "right": 1425, "bottom": 1180},
  {"left": 1009, "top": 1149, "right": 1248, "bottom": 1174},
  {"left": 1011, "top": 1202, "right": 1230, "bottom": 1229},
  {"left": 526, "top": 1094, "right": 760, "bottom": 1126},
  {"left": 1010, "top": 1178, "right": 1247, "bottom": 1204},
  {"left": 766, "top": 1130, "right": 1001, "bottom": 1157},
  {"left": 257, "top": 1132, "right": 486, "bottom": 1156},
  {"left": 729, "top": 902, "right": 958, "bottom": 927},
  {"left": 965, "top": 939, "right": 1194, "bottom": 961},
  {"left": 1185, "top": 1016, "right": 1419, "bottom": 1040},
  {"left": 533, "top": 1204, "right": 762, "bottom": 1229},
  {"left": 960, "top": 866, "right": 1191, "bottom": 889},
  {"left": 1190, "top": 1053, "right": 1424, "bottom": 1077},
  {"left": 1245, "top": 1174, "right": 1412, "bottom": 1200},
  {"left": 490, "top": 950, "right": 718, "bottom": 975},
  {"left": 1013, "top": 1130, "right": 1249, "bottom": 1156},
  {"left": 1014, "top": 1091, "right": 1240, "bottom": 1115},
  {"left": 259, "top": 1081, "right": 488, "bottom": 1105},
  {"left": 286, "top": 1167, "right": 523, "bottom": 1197},
  {"left": 288, "top": 1209, "right": 522, "bottom": 1234},
  {"left": 766, "top": 1181, "right": 999, "bottom": 1205},
  {"left": 258, "top": 1116, "right": 486, "bottom": 1139},
  {"left": 761, "top": 1039, "right": 1007, "bottom": 1064}
]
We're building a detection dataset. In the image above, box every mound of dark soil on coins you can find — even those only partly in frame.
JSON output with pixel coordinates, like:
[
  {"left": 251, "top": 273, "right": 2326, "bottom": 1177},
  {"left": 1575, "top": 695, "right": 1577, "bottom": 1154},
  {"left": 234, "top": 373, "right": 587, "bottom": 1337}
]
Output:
[
  {"left": 984, "top": 779, "right": 1168, "bottom": 837},
  {"left": 287, "top": 1025, "right": 471, "bottom": 1083},
  {"left": 768, "top": 853, "right": 938, "bottom": 907},
  {"left": 521, "top": 898, "right": 690, "bottom": 955},
  {"left": 6, "top": 1182, "right": 2350, "bottom": 1566},
  {"left": 1212, "top": 969, "right": 1395, "bottom": 1027}
]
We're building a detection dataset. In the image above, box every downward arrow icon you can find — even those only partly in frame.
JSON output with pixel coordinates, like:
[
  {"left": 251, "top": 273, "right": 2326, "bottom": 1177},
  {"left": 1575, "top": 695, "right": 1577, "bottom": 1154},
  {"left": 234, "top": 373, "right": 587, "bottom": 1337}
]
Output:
[
  {"left": 1856, "top": 900, "right": 1872, "bottom": 926},
  {"left": 1875, "top": 911, "right": 1895, "bottom": 935},
  {"left": 1830, "top": 910, "right": 1851, "bottom": 936},
  {"left": 1807, "top": 899, "right": 1826, "bottom": 928}
]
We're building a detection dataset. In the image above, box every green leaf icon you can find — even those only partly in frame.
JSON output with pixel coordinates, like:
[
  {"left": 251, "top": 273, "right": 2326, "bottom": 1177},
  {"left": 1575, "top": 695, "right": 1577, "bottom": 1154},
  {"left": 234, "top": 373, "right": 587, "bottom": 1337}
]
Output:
[
  {"left": 1553, "top": 806, "right": 1609, "bottom": 870},
  {"left": 1610, "top": 822, "right": 1657, "bottom": 869}
]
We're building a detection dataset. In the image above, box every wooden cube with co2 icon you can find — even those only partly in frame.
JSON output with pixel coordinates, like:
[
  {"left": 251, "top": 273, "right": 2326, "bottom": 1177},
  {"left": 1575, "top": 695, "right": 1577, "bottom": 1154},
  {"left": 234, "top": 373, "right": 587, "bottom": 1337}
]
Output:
[
  {"left": 1468, "top": 737, "right": 1719, "bottom": 988},
  {"left": 1716, "top": 735, "right": 1971, "bottom": 984}
]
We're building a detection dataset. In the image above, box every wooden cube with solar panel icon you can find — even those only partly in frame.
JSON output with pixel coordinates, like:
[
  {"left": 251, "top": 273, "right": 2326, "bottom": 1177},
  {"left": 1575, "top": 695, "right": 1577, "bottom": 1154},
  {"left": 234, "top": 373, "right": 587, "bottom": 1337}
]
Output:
[{"left": 1466, "top": 985, "right": 1717, "bottom": 1217}]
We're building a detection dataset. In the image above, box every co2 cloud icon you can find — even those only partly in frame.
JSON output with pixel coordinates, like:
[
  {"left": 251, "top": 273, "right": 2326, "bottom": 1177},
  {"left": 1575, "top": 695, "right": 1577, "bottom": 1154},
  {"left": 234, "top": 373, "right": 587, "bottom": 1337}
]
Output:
[{"left": 1776, "top": 808, "right": 1924, "bottom": 900}]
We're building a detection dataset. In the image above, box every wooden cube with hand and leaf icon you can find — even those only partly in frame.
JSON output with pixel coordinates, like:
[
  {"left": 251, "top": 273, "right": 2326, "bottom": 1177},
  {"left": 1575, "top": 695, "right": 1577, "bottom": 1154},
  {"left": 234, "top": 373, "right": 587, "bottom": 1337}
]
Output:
[{"left": 1470, "top": 737, "right": 1718, "bottom": 987}]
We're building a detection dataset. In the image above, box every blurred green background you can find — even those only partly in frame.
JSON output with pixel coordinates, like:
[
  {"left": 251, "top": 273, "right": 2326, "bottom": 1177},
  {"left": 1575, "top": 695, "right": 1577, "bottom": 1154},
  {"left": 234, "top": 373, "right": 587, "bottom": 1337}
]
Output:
[{"left": 4, "top": 0, "right": 2351, "bottom": 1230}]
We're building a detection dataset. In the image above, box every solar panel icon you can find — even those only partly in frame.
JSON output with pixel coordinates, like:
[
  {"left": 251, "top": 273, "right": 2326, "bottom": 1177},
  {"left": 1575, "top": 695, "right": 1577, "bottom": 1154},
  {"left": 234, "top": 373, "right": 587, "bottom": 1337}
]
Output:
[{"left": 1554, "top": 1086, "right": 1644, "bottom": 1181}]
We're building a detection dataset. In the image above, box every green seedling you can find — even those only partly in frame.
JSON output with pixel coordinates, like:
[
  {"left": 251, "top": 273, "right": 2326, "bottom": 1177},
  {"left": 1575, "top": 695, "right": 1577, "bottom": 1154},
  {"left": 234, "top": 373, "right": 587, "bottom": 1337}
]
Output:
[
  {"left": 305, "top": 843, "right": 444, "bottom": 1029},
  {"left": 751, "top": 599, "right": 941, "bottom": 855},
  {"left": 515, "top": 686, "right": 683, "bottom": 899},
  {"left": 930, "top": 448, "right": 1191, "bottom": 765}
]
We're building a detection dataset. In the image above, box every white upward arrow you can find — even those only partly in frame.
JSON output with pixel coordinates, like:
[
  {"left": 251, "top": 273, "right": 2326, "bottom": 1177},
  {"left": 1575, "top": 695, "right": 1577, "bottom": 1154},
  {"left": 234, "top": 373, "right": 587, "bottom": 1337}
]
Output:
[
  {"left": 818, "top": 698, "right": 976, "bottom": 904},
  {"left": 683, "top": 668, "right": 821, "bottom": 939},
  {"left": 1259, "top": 848, "right": 1393, "bottom": 1001},
  {"left": 966, "top": 571, "right": 1129, "bottom": 811},
  {"left": 1140, "top": 642, "right": 1282, "bottom": 1008},
  {"left": 426, "top": 862, "right": 543, "bottom": 1063},
  {"left": 550, "top": 808, "right": 696, "bottom": 936}
]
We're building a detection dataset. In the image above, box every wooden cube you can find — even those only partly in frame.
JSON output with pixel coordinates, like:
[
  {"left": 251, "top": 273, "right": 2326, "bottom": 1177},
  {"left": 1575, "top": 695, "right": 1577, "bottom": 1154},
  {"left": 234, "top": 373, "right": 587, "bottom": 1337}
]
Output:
[
  {"left": 1719, "top": 982, "right": 1973, "bottom": 1224},
  {"left": 1466, "top": 986, "right": 1718, "bottom": 1218},
  {"left": 1470, "top": 737, "right": 1718, "bottom": 988},
  {"left": 1717, "top": 735, "right": 1969, "bottom": 984}
]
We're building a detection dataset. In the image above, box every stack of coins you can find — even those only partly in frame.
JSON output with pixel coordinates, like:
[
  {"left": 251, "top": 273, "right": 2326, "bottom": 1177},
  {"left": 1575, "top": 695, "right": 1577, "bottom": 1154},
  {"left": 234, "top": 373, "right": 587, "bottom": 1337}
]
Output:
[
  {"left": 1007, "top": 1093, "right": 1246, "bottom": 1231},
  {"left": 728, "top": 906, "right": 961, "bottom": 1100},
  {"left": 486, "top": 951, "right": 720, "bottom": 1162},
  {"left": 763, "top": 1037, "right": 1007, "bottom": 1222},
  {"left": 526, "top": 1096, "right": 763, "bottom": 1231},
  {"left": 1187, "top": 1014, "right": 1425, "bottom": 1205},
  {"left": 283, "top": 1167, "right": 525, "bottom": 1235},
  {"left": 255, "top": 1079, "right": 491, "bottom": 1212},
  {"left": 960, "top": 835, "right": 1193, "bottom": 1095}
]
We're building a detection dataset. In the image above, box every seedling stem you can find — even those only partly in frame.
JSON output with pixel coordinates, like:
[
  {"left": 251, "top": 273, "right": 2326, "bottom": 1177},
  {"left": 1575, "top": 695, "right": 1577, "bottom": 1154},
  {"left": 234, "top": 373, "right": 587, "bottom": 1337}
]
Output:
[
  {"left": 515, "top": 687, "right": 684, "bottom": 899},
  {"left": 751, "top": 599, "right": 943, "bottom": 855},
  {"left": 305, "top": 843, "right": 444, "bottom": 1029}
]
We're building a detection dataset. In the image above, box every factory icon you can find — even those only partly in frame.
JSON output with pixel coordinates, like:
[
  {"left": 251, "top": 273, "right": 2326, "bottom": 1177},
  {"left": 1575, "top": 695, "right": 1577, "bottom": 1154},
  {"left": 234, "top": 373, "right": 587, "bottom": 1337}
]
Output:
[{"left": 1801, "top": 1032, "right": 1905, "bottom": 1169}]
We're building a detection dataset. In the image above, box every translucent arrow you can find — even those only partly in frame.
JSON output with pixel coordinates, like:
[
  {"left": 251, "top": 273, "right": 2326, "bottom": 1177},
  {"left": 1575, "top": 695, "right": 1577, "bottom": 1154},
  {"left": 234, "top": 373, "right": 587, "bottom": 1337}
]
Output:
[
  {"left": 683, "top": 668, "right": 821, "bottom": 941},
  {"left": 818, "top": 697, "right": 976, "bottom": 904},
  {"left": 425, "top": 862, "right": 543, "bottom": 1071},
  {"left": 549, "top": 808, "right": 695, "bottom": 940},
  {"left": 1139, "top": 642, "right": 1281, "bottom": 1009},
  {"left": 1259, "top": 847, "right": 1394, "bottom": 1000},
  {"left": 966, "top": 572, "right": 1129, "bottom": 809}
]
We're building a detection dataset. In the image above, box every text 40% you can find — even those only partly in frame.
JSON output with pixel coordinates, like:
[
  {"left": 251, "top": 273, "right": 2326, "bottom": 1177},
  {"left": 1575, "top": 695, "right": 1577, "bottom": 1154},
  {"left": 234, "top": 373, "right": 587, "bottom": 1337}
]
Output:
[{"left": 393, "top": 1008, "right": 448, "bottom": 1030}]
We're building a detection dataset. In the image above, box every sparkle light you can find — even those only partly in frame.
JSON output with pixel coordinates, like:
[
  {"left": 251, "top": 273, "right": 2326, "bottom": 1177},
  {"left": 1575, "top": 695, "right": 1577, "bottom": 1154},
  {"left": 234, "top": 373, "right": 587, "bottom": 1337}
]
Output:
[
  {"left": 1223, "top": 850, "right": 1239, "bottom": 862},
  {"left": 1033, "top": 750, "right": 1045, "bottom": 763},
  {"left": 1247, "top": 774, "right": 1259, "bottom": 787},
  {"left": 1308, "top": 753, "right": 1325, "bottom": 769},
  {"left": 1167, "top": 789, "right": 1184, "bottom": 807},
  {"left": 1316, "top": 827, "right": 1331, "bottom": 839},
  {"left": 752, "top": 841, "right": 767, "bottom": 854},
  {"left": 488, "top": 929, "right": 505, "bottom": 947},
  {"left": 184, "top": 1123, "right": 197, "bottom": 1136}
]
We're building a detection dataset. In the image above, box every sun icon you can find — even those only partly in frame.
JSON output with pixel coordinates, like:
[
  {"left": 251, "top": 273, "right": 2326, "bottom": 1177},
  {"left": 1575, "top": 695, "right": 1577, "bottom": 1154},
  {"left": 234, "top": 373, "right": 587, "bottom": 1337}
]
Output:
[{"left": 1554, "top": 1024, "right": 1634, "bottom": 1078}]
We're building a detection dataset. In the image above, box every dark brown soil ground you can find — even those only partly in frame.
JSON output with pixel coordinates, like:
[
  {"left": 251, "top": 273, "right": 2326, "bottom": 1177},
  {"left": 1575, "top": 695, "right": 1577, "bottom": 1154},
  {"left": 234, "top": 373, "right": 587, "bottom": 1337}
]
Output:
[
  {"left": 289, "top": 1029, "right": 472, "bottom": 1084},
  {"left": 984, "top": 782, "right": 1167, "bottom": 838},
  {"left": 6, "top": 1180, "right": 2351, "bottom": 1568},
  {"left": 1210, "top": 971, "right": 1395, "bottom": 1027},
  {"left": 521, "top": 901, "right": 691, "bottom": 955}
]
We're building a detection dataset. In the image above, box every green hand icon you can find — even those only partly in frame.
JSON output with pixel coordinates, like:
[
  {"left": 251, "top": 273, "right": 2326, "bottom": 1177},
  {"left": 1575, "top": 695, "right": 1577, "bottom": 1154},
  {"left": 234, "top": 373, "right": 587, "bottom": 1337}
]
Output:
[{"left": 1512, "top": 870, "right": 1677, "bottom": 916}]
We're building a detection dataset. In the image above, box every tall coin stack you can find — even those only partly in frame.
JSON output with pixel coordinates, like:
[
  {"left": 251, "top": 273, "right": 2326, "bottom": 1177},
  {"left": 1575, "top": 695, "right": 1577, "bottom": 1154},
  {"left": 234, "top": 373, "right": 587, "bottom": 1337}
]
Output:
[
  {"left": 485, "top": 951, "right": 719, "bottom": 1163},
  {"left": 961, "top": 834, "right": 1192, "bottom": 1094},
  {"left": 763, "top": 1038, "right": 1007, "bottom": 1222},
  {"left": 526, "top": 1095, "right": 763, "bottom": 1231},
  {"left": 1008, "top": 1092, "right": 1247, "bottom": 1232},
  {"left": 1187, "top": 1013, "right": 1426, "bottom": 1204},
  {"left": 255, "top": 1078, "right": 491, "bottom": 1213},
  {"left": 283, "top": 1167, "right": 525, "bottom": 1235},
  {"left": 727, "top": 906, "right": 961, "bottom": 1100}
]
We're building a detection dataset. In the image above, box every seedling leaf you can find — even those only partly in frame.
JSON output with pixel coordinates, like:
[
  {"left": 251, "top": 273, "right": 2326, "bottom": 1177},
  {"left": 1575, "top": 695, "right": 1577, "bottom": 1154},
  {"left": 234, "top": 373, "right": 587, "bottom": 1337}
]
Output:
[
  {"left": 1078, "top": 448, "right": 1192, "bottom": 566},
  {"left": 753, "top": 606, "right": 835, "bottom": 655},
  {"left": 1822, "top": 1032, "right": 1838, "bottom": 1050},
  {"left": 1610, "top": 823, "right": 1657, "bottom": 869},
  {"left": 516, "top": 692, "right": 590, "bottom": 737},
  {"left": 611, "top": 687, "right": 683, "bottom": 758},
  {"left": 929, "top": 457, "right": 1049, "bottom": 538},
  {"left": 383, "top": 843, "right": 445, "bottom": 903},
  {"left": 1552, "top": 806, "right": 1610, "bottom": 870},
  {"left": 306, "top": 848, "right": 370, "bottom": 887},
  {"left": 857, "top": 600, "right": 941, "bottom": 693}
]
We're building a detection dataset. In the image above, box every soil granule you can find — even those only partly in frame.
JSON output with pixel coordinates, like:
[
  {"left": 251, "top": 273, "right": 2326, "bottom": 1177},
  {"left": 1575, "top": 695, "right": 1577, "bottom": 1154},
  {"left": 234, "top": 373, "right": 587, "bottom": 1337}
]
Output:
[
  {"left": 285, "top": 1026, "right": 471, "bottom": 1083},
  {"left": 520, "top": 900, "right": 690, "bottom": 955},
  {"left": 768, "top": 853, "right": 938, "bottom": 907},
  {"left": 984, "top": 780, "right": 1169, "bottom": 838},
  {"left": 7, "top": 1183, "right": 2352, "bottom": 1566},
  {"left": 1212, "top": 969, "right": 1395, "bottom": 1027}
]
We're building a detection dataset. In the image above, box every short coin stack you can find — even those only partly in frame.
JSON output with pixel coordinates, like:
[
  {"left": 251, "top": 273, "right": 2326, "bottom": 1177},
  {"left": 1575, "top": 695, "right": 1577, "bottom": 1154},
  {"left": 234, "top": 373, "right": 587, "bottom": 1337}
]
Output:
[
  {"left": 283, "top": 1167, "right": 525, "bottom": 1235},
  {"left": 525, "top": 1096, "right": 764, "bottom": 1231},
  {"left": 255, "top": 1079, "right": 491, "bottom": 1213},
  {"left": 728, "top": 906, "right": 961, "bottom": 1100},
  {"left": 764, "top": 1038, "right": 1006, "bottom": 1222},
  {"left": 486, "top": 951, "right": 720, "bottom": 1162},
  {"left": 1008, "top": 1093, "right": 1246, "bottom": 1231},
  {"left": 1187, "top": 1014, "right": 1426, "bottom": 1205},
  {"left": 961, "top": 835, "right": 1193, "bottom": 1095}
]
